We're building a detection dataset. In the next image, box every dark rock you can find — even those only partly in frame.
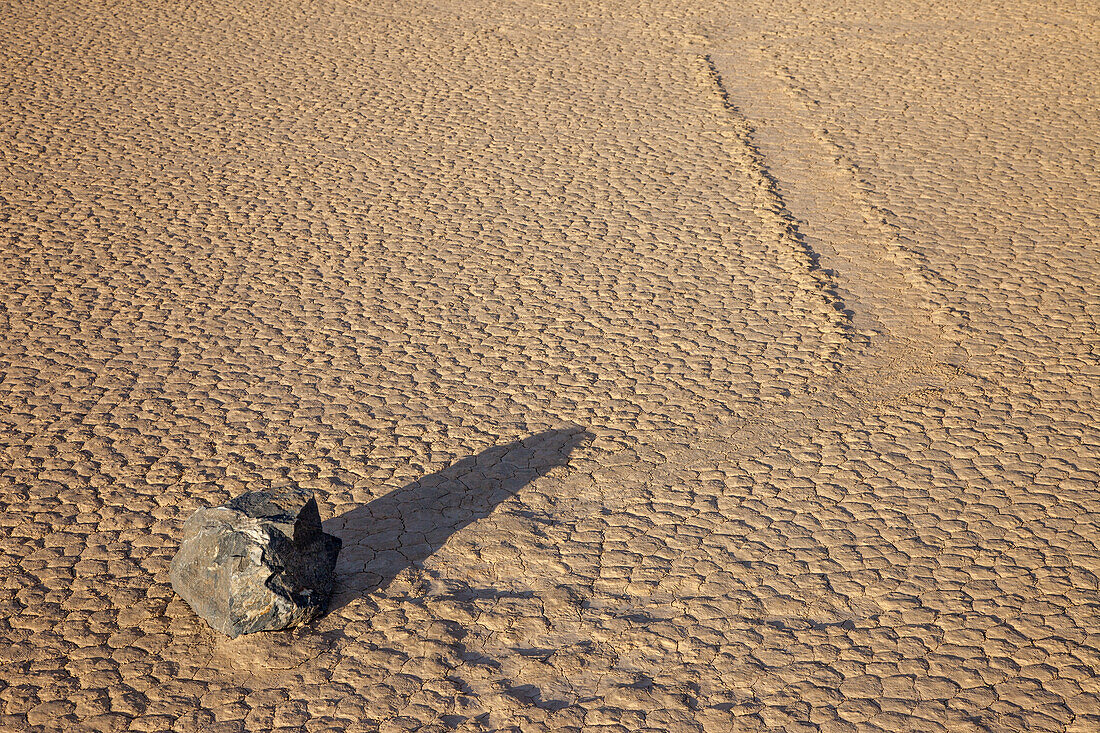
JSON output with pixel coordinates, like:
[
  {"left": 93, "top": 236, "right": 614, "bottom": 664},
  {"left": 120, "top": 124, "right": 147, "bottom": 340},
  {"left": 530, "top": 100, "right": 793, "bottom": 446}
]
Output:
[{"left": 169, "top": 486, "right": 342, "bottom": 638}]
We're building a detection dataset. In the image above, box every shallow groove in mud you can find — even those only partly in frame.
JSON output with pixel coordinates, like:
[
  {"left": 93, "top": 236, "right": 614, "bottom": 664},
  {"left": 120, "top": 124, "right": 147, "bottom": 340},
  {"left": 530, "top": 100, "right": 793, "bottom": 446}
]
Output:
[
  {"left": 699, "top": 53, "right": 856, "bottom": 348},
  {"left": 766, "top": 65, "right": 973, "bottom": 340}
]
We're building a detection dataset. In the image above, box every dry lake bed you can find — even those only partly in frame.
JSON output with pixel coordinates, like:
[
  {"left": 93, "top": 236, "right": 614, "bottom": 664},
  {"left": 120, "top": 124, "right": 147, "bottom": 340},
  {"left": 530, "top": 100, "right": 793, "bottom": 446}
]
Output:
[{"left": 2, "top": 0, "right": 1099, "bottom": 730}]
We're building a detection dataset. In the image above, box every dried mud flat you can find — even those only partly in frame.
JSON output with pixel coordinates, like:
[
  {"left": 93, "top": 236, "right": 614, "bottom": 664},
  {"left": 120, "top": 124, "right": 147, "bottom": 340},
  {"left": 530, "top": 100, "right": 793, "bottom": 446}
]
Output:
[{"left": 1, "top": 0, "right": 1098, "bottom": 731}]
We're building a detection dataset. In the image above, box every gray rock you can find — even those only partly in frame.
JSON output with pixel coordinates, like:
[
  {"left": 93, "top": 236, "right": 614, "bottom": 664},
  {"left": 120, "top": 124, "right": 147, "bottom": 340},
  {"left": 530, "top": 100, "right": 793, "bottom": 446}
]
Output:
[{"left": 169, "top": 486, "right": 342, "bottom": 638}]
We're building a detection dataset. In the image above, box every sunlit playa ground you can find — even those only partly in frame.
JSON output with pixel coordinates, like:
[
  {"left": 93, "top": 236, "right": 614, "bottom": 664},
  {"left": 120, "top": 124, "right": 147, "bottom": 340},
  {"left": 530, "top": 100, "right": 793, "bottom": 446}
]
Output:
[{"left": 2, "top": 0, "right": 1099, "bottom": 730}]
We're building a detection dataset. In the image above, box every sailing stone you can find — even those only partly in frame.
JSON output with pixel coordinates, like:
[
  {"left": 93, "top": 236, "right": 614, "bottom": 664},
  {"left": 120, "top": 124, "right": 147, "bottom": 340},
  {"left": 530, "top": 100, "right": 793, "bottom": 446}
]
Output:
[{"left": 169, "top": 486, "right": 342, "bottom": 638}]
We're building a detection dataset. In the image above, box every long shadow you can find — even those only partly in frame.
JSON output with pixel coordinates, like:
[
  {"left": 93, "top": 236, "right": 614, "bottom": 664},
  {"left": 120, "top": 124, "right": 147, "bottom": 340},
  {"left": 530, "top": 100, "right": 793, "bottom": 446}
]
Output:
[{"left": 324, "top": 426, "right": 592, "bottom": 610}]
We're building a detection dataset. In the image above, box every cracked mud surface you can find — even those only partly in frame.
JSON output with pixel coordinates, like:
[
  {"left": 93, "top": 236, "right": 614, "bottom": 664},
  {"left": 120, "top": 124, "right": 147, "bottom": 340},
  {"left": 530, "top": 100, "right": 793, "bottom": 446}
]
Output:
[{"left": 2, "top": 0, "right": 1099, "bottom": 730}]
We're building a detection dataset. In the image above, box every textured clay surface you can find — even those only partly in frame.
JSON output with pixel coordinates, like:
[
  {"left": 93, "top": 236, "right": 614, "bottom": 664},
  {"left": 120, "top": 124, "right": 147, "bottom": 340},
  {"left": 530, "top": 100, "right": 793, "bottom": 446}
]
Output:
[{"left": 1, "top": 0, "right": 1098, "bottom": 731}]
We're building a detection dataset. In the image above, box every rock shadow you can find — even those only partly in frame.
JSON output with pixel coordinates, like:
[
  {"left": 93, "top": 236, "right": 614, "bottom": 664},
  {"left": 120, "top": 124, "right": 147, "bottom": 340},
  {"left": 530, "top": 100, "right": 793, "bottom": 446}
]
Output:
[{"left": 324, "top": 426, "right": 591, "bottom": 610}]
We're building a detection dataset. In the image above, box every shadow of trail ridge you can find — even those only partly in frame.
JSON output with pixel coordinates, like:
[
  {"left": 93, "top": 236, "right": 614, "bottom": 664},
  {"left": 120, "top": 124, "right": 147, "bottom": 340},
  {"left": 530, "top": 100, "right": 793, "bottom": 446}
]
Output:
[{"left": 325, "top": 427, "right": 592, "bottom": 609}]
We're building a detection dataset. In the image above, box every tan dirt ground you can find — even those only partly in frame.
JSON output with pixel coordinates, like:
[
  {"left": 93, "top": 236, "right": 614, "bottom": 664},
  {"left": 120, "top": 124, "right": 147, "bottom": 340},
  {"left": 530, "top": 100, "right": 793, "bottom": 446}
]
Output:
[{"left": 1, "top": 0, "right": 1098, "bottom": 730}]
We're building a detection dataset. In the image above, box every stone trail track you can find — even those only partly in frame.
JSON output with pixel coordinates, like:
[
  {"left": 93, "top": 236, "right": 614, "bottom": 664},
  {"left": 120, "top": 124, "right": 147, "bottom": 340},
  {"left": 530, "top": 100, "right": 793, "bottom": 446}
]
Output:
[{"left": 1, "top": 0, "right": 1098, "bottom": 731}]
